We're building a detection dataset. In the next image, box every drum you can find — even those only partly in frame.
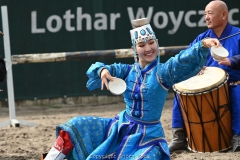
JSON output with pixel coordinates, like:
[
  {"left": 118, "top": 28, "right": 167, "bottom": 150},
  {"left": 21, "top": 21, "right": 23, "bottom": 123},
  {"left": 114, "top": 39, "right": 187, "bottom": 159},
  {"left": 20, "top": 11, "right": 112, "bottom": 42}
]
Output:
[{"left": 173, "top": 67, "right": 232, "bottom": 152}]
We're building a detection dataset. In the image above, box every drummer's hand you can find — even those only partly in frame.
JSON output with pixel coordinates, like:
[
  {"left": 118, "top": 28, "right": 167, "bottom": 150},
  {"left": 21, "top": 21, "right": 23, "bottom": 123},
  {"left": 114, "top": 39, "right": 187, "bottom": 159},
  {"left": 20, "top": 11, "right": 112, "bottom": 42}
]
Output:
[
  {"left": 198, "top": 66, "right": 206, "bottom": 75},
  {"left": 202, "top": 38, "right": 220, "bottom": 48},
  {"left": 100, "top": 68, "right": 115, "bottom": 90},
  {"left": 218, "top": 58, "right": 231, "bottom": 66}
]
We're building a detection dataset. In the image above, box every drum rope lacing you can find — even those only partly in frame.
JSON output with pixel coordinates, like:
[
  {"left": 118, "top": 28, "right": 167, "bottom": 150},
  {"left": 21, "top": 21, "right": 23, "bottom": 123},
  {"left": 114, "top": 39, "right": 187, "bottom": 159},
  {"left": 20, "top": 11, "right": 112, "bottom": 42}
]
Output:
[{"left": 173, "top": 74, "right": 232, "bottom": 152}]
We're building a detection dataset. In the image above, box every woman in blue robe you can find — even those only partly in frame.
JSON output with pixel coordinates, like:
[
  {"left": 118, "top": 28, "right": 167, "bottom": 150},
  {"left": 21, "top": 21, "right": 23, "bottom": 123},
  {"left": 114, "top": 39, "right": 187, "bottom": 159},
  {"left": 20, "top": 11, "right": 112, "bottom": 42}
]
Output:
[{"left": 44, "top": 18, "right": 220, "bottom": 160}]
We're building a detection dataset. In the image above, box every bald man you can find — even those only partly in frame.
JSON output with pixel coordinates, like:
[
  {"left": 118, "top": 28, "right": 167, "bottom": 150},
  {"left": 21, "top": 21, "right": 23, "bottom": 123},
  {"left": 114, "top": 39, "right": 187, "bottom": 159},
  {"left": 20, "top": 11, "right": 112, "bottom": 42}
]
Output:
[{"left": 169, "top": 0, "right": 240, "bottom": 153}]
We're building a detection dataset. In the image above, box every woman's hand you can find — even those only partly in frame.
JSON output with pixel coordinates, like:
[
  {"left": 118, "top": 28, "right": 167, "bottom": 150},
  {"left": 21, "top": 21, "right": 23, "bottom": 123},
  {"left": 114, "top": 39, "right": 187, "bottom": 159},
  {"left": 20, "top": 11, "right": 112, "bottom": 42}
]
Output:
[
  {"left": 202, "top": 38, "right": 220, "bottom": 48},
  {"left": 100, "top": 69, "right": 115, "bottom": 90},
  {"left": 198, "top": 66, "right": 206, "bottom": 75}
]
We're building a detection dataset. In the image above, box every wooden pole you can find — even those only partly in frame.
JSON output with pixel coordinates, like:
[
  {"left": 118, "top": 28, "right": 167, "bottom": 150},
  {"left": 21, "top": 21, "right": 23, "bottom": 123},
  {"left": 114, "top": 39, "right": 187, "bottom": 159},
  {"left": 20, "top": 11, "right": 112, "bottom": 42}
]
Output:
[{"left": 11, "top": 46, "right": 188, "bottom": 64}]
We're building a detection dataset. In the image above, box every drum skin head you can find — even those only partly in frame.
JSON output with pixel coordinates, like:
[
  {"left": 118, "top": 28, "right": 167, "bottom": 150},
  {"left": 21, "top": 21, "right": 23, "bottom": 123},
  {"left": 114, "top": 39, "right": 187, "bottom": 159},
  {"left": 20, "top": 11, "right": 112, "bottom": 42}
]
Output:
[
  {"left": 174, "top": 67, "right": 226, "bottom": 93},
  {"left": 109, "top": 78, "right": 126, "bottom": 95}
]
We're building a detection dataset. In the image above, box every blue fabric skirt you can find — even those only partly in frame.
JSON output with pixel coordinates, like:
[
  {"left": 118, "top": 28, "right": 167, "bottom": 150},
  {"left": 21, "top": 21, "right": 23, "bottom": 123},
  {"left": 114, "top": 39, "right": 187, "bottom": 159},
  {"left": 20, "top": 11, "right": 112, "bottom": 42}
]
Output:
[{"left": 56, "top": 111, "right": 170, "bottom": 160}]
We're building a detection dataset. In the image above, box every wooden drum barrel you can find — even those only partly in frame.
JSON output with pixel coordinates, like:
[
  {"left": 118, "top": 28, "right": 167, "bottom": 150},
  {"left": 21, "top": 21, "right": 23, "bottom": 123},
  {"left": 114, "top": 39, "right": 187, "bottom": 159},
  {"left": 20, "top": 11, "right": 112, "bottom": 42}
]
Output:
[{"left": 173, "top": 67, "right": 232, "bottom": 152}]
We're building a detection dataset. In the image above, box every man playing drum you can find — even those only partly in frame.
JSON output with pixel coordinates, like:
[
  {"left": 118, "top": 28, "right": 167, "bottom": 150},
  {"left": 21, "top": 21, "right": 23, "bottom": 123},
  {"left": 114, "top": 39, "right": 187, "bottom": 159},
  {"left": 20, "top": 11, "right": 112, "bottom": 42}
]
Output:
[{"left": 169, "top": 0, "right": 240, "bottom": 153}]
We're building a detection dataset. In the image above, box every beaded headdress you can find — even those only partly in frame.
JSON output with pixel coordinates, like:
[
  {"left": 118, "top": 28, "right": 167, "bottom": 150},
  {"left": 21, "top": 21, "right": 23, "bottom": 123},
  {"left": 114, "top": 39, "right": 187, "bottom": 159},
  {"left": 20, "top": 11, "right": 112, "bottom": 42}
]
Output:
[{"left": 130, "top": 18, "right": 159, "bottom": 63}]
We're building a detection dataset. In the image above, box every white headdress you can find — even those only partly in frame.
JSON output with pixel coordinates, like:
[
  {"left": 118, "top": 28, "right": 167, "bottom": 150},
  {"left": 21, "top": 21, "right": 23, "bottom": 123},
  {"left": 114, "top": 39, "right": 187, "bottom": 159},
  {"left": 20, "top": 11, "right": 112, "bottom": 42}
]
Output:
[{"left": 129, "top": 18, "right": 159, "bottom": 63}]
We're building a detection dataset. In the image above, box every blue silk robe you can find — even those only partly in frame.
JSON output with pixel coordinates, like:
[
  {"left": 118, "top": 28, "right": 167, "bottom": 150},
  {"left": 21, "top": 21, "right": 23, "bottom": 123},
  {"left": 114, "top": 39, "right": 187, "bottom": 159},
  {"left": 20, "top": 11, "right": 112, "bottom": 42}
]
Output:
[
  {"left": 172, "top": 23, "right": 240, "bottom": 135},
  {"left": 56, "top": 41, "right": 209, "bottom": 160}
]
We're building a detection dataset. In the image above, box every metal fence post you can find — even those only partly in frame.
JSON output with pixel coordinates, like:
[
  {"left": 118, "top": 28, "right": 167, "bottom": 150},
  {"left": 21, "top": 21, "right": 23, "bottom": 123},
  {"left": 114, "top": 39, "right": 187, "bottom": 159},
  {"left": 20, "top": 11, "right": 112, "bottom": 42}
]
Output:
[{"left": 0, "top": 5, "right": 37, "bottom": 128}]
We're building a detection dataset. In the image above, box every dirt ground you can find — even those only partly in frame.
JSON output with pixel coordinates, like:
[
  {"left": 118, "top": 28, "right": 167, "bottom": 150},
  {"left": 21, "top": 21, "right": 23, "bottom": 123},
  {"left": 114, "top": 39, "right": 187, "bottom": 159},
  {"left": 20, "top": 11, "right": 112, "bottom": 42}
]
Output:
[{"left": 0, "top": 98, "right": 239, "bottom": 160}]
